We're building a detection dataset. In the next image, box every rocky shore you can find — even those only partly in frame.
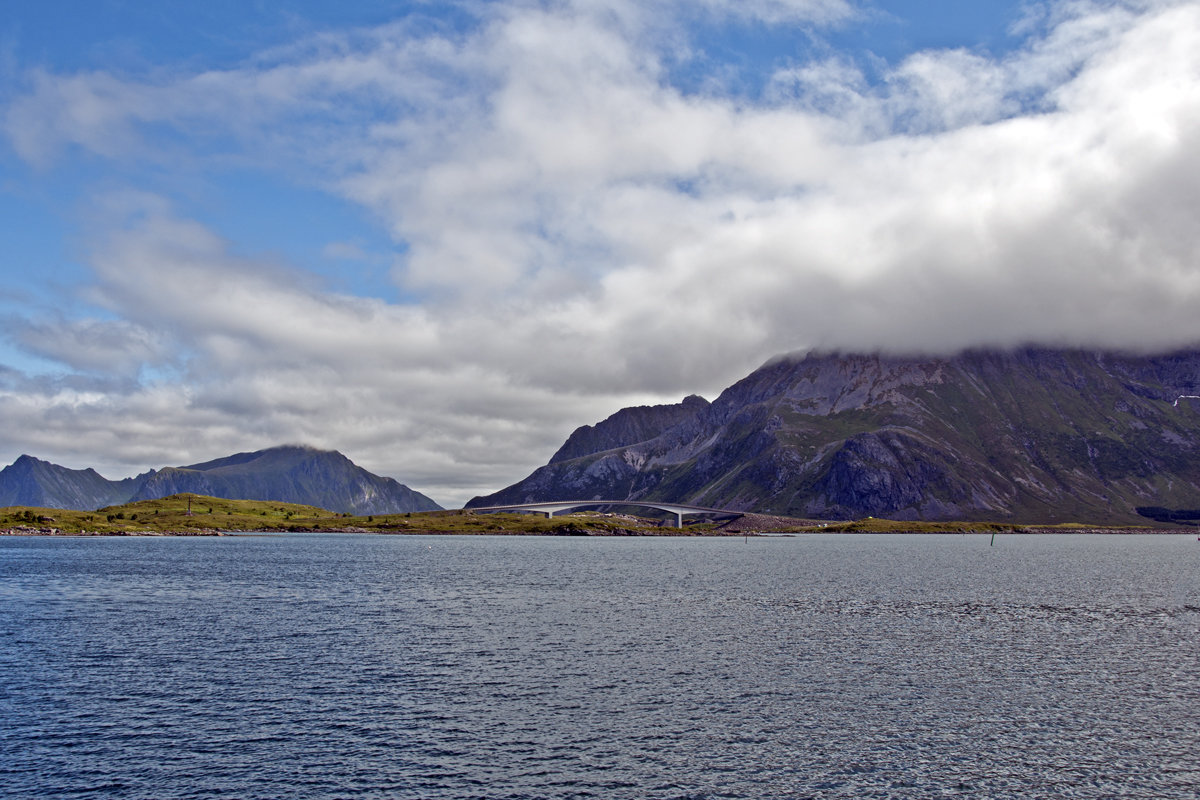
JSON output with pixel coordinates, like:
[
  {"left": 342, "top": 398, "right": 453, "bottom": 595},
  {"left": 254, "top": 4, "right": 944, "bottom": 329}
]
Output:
[{"left": 1, "top": 526, "right": 225, "bottom": 536}]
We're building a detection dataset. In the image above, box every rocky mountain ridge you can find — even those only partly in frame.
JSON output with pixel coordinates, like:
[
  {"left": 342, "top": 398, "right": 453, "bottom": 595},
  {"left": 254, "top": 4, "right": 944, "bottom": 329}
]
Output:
[
  {"left": 0, "top": 446, "right": 442, "bottom": 515},
  {"left": 469, "top": 348, "right": 1200, "bottom": 524},
  {"left": 0, "top": 455, "right": 150, "bottom": 511}
]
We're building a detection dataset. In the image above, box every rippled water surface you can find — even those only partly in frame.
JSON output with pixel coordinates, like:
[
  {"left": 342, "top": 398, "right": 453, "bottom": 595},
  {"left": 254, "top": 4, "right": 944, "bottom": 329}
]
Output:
[{"left": 2, "top": 533, "right": 1199, "bottom": 798}]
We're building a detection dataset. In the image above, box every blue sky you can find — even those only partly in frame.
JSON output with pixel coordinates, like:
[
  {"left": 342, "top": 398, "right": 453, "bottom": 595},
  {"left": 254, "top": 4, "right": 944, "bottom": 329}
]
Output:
[
  {"left": 2, "top": 0, "right": 1199, "bottom": 505},
  {"left": 2, "top": 0, "right": 1025, "bottom": 310}
]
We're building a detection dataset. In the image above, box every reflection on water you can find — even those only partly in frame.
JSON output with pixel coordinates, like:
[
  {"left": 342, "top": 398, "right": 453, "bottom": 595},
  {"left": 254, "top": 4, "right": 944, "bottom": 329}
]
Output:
[{"left": 2, "top": 533, "right": 1198, "bottom": 798}]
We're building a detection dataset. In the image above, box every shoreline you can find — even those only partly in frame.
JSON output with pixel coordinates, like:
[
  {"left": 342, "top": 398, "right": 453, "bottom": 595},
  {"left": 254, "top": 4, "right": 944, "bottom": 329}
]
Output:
[
  {"left": 2, "top": 526, "right": 1192, "bottom": 537},
  {"left": 0, "top": 527, "right": 226, "bottom": 537}
]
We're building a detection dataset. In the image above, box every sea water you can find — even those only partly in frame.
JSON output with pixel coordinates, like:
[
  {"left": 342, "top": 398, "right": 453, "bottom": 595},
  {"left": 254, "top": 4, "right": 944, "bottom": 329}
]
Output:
[{"left": 2, "top": 533, "right": 1198, "bottom": 799}]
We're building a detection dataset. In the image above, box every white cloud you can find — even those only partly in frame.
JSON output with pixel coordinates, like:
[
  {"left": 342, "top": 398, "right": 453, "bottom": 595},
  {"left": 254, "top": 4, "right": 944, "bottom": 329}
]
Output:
[
  {"left": 9, "top": 317, "right": 171, "bottom": 375},
  {"left": 0, "top": 199, "right": 656, "bottom": 504},
  {"left": 3, "top": 0, "right": 1200, "bottom": 503}
]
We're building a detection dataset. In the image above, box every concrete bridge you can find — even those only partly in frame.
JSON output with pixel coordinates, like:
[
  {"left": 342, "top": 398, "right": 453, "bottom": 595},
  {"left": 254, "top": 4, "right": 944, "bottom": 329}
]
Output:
[{"left": 466, "top": 500, "right": 744, "bottom": 528}]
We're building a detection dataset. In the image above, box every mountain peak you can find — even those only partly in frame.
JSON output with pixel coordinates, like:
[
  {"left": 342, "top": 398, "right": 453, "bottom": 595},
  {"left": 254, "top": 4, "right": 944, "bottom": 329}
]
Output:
[
  {"left": 1, "top": 446, "right": 441, "bottom": 514},
  {"left": 177, "top": 444, "right": 334, "bottom": 472},
  {"left": 472, "top": 347, "right": 1200, "bottom": 524}
]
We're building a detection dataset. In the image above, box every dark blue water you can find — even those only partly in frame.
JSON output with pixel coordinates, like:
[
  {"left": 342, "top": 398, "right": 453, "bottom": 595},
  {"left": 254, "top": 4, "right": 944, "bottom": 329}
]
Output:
[{"left": 2, "top": 533, "right": 1198, "bottom": 799}]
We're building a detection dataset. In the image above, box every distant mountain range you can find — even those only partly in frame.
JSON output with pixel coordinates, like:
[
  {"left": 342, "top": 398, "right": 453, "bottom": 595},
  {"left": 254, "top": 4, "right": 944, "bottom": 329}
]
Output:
[
  {"left": 469, "top": 348, "right": 1200, "bottom": 525},
  {"left": 0, "top": 446, "right": 442, "bottom": 514}
]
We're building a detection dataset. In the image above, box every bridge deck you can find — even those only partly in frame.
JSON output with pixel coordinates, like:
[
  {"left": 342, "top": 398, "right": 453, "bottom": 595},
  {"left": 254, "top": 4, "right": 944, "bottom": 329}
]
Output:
[{"left": 466, "top": 500, "right": 743, "bottom": 528}]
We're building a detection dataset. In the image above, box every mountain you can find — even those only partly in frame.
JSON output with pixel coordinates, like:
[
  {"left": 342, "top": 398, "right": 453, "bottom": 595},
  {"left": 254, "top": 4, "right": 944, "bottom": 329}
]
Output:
[
  {"left": 469, "top": 348, "right": 1200, "bottom": 524},
  {"left": 0, "top": 446, "right": 442, "bottom": 514},
  {"left": 129, "top": 446, "right": 442, "bottom": 515},
  {"left": 0, "top": 455, "right": 148, "bottom": 510},
  {"left": 548, "top": 394, "right": 711, "bottom": 464}
]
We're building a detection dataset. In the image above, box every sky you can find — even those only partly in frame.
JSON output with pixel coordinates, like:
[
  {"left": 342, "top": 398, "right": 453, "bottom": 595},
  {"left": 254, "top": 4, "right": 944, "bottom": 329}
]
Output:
[{"left": 2, "top": 0, "right": 1199, "bottom": 506}]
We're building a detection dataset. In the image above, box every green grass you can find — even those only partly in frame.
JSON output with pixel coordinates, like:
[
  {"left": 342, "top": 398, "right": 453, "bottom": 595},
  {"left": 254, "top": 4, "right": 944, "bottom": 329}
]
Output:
[
  {"left": 0, "top": 494, "right": 1169, "bottom": 536},
  {"left": 0, "top": 494, "right": 709, "bottom": 535},
  {"left": 0, "top": 494, "right": 346, "bottom": 534},
  {"left": 795, "top": 518, "right": 1022, "bottom": 534}
]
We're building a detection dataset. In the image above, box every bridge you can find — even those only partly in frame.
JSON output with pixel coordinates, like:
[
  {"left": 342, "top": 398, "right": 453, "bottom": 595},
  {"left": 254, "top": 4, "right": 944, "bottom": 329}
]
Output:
[{"left": 465, "top": 500, "right": 744, "bottom": 528}]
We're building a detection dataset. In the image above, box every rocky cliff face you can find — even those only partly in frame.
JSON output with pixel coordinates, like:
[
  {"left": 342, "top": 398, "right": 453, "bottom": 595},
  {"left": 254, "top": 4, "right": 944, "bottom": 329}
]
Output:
[
  {"left": 130, "top": 446, "right": 442, "bottom": 515},
  {"left": 0, "top": 446, "right": 442, "bottom": 514},
  {"left": 0, "top": 455, "right": 148, "bottom": 510},
  {"left": 549, "top": 395, "right": 711, "bottom": 464},
  {"left": 469, "top": 348, "right": 1200, "bottom": 524}
]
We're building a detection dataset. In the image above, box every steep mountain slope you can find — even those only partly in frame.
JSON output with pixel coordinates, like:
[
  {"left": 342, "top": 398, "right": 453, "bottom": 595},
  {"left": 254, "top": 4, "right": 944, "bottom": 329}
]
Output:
[
  {"left": 549, "top": 395, "right": 710, "bottom": 464},
  {"left": 0, "top": 455, "right": 147, "bottom": 510},
  {"left": 469, "top": 348, "right": 1200, "bottom": 524},
  {"left": 0, "top": 446, "right": 442, "bottom": 514},
  {"left": 130, "top": 446, "right": 442, "bottom": 515}
]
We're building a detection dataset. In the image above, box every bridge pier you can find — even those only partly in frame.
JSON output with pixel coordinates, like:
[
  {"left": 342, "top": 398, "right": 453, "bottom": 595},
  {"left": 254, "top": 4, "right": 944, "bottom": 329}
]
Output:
[{"left": 469, "top": 500, "right": 740, "bottom": 529}]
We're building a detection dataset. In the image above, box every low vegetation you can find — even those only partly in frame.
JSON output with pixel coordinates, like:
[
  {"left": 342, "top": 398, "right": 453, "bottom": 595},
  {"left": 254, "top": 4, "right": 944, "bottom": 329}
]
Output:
[
  {"left": 0, "top": 494, "right": 1175, "bottom": 536},
  {"left": 794, "top": 518, "right": 1022, "bottom": 534},
  {"left": 0, "top": 494, "right": 697, "bottom": 535}
]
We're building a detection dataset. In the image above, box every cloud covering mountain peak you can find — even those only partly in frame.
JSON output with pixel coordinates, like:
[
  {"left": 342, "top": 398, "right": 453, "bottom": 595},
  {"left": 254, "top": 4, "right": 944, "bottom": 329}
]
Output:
[{"left": 2, "top": 0, "right": 1199, "bottom": 505}]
